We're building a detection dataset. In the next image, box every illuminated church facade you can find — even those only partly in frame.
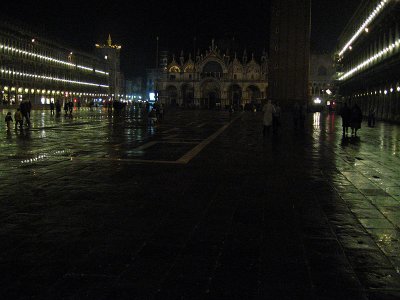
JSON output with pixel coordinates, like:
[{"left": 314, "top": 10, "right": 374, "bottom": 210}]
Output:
[{"left": 156, "top": 40, "right": 268, "bottom": 109}]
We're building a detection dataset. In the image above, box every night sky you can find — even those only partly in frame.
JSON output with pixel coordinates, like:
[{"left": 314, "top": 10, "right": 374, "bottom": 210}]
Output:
[{"left": 3, "top": 0, "right": 359, "bottom": 78}]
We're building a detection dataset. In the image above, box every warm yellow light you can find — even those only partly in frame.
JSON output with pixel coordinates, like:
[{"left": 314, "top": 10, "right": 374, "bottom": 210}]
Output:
[
  {"left": 339, "top": 0, "right": 389, "bottom": 56},
  {"left": 339, "top": 38, "right": 400, "bottom": 81}
]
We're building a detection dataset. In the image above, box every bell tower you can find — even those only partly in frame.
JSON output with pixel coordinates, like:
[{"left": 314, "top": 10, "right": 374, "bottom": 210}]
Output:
[{"left": 269, "top": 0, "right": 311, "bottom": 107}]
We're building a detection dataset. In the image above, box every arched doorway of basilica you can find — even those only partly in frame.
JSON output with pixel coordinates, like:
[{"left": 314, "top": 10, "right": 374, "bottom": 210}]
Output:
[
  {"left": 201, "top": 80, "right": 221, "bottom": 109},
  {"left": 166, "top": 86, "right": 178, "bottom": 106},
  {"left": 228, "top": 84, "right": 242, "bottom": 110},
  {"left": 246, "top": 85, "right": 261, "bottom": 105},
  {"left": 181, "top": 84, "right": 194, "bottom": 108}
]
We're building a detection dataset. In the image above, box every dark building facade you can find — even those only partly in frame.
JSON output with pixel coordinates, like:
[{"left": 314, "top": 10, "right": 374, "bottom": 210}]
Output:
[
  {"left": 0, "top": 21, "right": 109, "bottom": 106},
  {"left": 269, "top": 0, "right": 311, "bottom": 108},
  {"left": 336, "top": 0, "right": 400, "bottom": 122}
]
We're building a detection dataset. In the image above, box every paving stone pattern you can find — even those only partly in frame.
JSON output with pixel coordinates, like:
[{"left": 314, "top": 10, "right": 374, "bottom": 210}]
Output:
[{"left": 0, "top": 107, "right": 400, "bottom": 299}]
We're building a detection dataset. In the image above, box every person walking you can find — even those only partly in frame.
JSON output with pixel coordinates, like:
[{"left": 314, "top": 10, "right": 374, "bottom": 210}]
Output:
[
  {"left": 64, "top": 101, "right": 69, "bottom": 116},
  {"left": 50, "top": 101, "right": 55, "bottom": 115},
  {"left": 20, "top": 100, "right": 31, "bottom": 127},
  {"left": 339, "top": 103, "right": 352, "bottom": 136},
  {"left": 262, "top": 100, "right": 275, "bottom": 136},
  {"left": 351, "top": 103, "right": 363, "bottom": 137},
  {"left": 5, "top": 112, "right": 13, "bottom": 131},
  {"left": 148, "top": 108, "right": 158, "bottom": 126},
  {"left": 14, "top": 108, "right": 23, "bottom": 129},
  {"left": 158, "top": 104, "right": 164, "bottom": 121},
  {"left": 272, "top": 101, "right": 281, "bottom": 133},
  {"left": 27, "top": 100, "right": 32, "bottom": 120},
  {"left": 367, "top": 107, "right": 376, "bottom": 127},
  {"left": 55, "top": 100, "right": 61, "bottom": 117},
  {"left": 68, "top": 100, "right": 73, "bottom": 116}
]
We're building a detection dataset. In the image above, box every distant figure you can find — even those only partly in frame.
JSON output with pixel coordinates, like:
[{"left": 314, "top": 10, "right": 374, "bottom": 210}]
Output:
[
  {"left": 50, "top": 101, "right": 55, "bottom": 115},
  {"left": 351, "top": 103, "right": 363, "bottom": 137},
  {"left": 64, "top": 101, "right": 69, "bottom": 116},
  {"left": 55, "top": 100, "right": 61, "bottom": 117},
  {"left": 19, "top": 100, "right": 31, "bottom": 127},
  {"left": 272, "top": 102, "right": 281, "bottom": 133},
  {"left": 262, "top": 100, "right": 275, "bottom": 136},
  {"left": 148, "top": 108, "right": 158, "bottom": 126},
  {"left": 5, "top": 112, "right": 13, "bottom": 131},
  {"left": 367, "top": 107, "right": 376, "bottom": 127},
  {"left": 339, "top": 103, "right": 352, "bottom": 136},
  {"left": 158, "top": 104, "right": 164, "bottom": 120},
  {"left": 14, "top": 108, "right": 23, "bottom": 129},
  {"left": 27, "top": 100, "right": 32, "bottom": 119},
  {"left": 68, "top": 101, "right": 73, "bottom": 116}
]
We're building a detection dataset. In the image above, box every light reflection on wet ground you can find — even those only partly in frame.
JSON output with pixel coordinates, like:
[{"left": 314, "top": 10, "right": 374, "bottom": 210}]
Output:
[
  {"left": 0, "top": 107, "right": 231, "bottom": 168},
  {"left": 0, "top": 108, "right": 400, "bottom": 298}
]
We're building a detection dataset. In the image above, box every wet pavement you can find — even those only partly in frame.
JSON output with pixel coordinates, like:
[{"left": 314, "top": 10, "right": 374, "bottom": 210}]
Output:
[{"left": 0, "top": 107, "right": 400, "bottom": 299}]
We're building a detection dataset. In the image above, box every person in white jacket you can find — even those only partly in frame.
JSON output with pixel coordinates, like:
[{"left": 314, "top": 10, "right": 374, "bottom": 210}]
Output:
[{"left": 262, "top": 100, "right": 275, "bottom": 136}]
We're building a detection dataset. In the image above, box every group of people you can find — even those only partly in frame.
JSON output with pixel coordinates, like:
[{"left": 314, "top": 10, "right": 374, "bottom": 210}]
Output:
[
  {"left": 63, "top": 100, "right": 75, "bottom": 117},
  {"left": 339, "top": 103, "right": 363, "bottom": 137},
  {"left": 49, "top": 100, "right": 63, "bottom": 116},
  {"left": 4, "top": 100, "right": 32, "bottom": 130},
  {"left": 262, "top": 100, "right": 366, "bottom": 138}
]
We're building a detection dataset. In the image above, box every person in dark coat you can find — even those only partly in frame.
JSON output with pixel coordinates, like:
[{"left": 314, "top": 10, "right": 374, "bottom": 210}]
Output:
[
  {"left": 339, "top": 103, "right": 352, "bottom": 136},
  {"left": 351, "top": 104, "right": 363, "bottom": 137},
  {"left": 368, "top": 107, "right": 376, "bottom": 127},
  {"left": 50, "top": 101, "right": 55, "bottom": 115},
  {"left": 20, "top": 100, "right": 31, "bottom": 127},
  {"left": 55, "top": 100, "right": 61, "bottom": 117}
]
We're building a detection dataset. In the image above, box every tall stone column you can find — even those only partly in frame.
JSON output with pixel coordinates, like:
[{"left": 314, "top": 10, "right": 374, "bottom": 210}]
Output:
[{"left": 269, "top": 0, "right": 311, "bottom": 109}]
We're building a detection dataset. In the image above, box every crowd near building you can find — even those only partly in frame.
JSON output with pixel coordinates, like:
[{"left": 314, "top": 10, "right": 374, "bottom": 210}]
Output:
[
  {"left": 155, "top": 40, "right": 268, "bottom": 110},
  {"left": 336, "top": 0, "right": 400, "bottom": 122}
]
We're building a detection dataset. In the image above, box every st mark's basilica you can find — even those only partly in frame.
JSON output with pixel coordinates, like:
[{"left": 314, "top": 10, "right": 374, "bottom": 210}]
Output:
[{"left": 156, "top": 40, "right": 268, "bottom": 109}]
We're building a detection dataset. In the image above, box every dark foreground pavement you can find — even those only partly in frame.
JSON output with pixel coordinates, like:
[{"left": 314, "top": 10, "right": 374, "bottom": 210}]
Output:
[{"left": 1, "top": 108, "right": 400, "bottom": 299}]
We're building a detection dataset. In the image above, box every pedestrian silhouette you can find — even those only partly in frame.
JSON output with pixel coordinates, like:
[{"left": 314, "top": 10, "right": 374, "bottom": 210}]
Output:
[
  {"left": 350, "top": 104, "right": 363, "bottom": 137},
  {"left": 5, "top": 112, "right": 13, "bottom": 131},
  {"left": 339, "top": 103, "right": 351, "bottom": 136},
  {"left": 262, "top": 100, "right": 275, "bottom": 136}
]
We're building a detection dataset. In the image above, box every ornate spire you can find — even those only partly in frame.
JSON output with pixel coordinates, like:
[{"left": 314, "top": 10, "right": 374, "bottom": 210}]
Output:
[
  {"left": 107, "top": 34, "right": 112, "bottom": 47},
  {"left": 180, "top": 50, "right": 185, "bottom": 65}
]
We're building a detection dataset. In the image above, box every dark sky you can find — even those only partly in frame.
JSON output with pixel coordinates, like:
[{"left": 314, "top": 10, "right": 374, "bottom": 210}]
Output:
[{"left": 4, "top": 0, "right": 359, "bottom": 78}]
